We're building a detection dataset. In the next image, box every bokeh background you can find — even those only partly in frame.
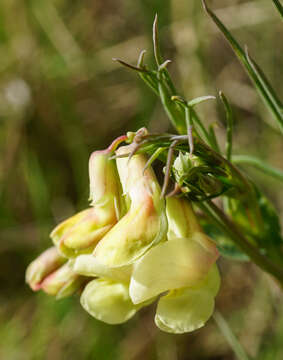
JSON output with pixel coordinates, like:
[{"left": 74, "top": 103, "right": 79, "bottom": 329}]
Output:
[{"left": 1, "top": 0, "right": 283, "bottom": 359}]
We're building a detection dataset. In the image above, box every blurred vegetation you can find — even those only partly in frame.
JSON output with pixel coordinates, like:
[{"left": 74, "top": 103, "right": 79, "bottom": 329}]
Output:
[{"left": 0, "top": 0, "right": 283, "bottom": 359}]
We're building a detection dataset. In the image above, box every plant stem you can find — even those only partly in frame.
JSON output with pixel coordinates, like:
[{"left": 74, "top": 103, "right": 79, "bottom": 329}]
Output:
[
  {"left": 213, "top": 311, "right": 250, "bottom": 360},
  {"left": 198, "top": 199, "right": 283, "bottom": 286}
]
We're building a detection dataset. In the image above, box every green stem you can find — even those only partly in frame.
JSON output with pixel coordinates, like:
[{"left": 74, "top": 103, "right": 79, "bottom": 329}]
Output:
[
  {"left": 232, "top": 155, "right": 283, "bottom": 183},
  {"left": 213, "top": 311, "right": 250, "bottom": 360},
  {"left": 199, "top": 199, "right": 283, "bottom": 286}
]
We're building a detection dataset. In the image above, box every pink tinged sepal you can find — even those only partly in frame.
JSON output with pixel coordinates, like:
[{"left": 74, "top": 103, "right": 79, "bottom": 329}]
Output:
[
  {"left": 93, "top": 144, "right": 167, "bottom": 267},
  {"left": 25, "top": 246, "right": 66, "bottom": 291}
]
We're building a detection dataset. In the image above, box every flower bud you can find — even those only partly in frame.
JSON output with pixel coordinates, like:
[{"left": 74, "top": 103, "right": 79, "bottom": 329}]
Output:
[
  {"left": 93, "top": 144, "right": 167, "bottom": 267},
  {"left": 173, "top": 152, "right": 204, "bottom": 184},
  {"left": 25, "top": 247, "right": 66, "bottom": 291},
  {"left": 40, "top": 261, "right": 87, "bottom": 299},
  {"left": 88, "top": 143, "right": 123, "bottom": 211},
  {"left": 51, "top": 142, "right": 124, "bottom": 257},
  {"left": 198, "top": 174, "right": 223, "bottom": 195},
  {"left": 51, "top": 208, "right": 115, "bottom": 257}
]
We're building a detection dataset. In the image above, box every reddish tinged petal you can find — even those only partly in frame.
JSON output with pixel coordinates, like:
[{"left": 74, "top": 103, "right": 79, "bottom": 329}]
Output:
[
  {"left": 40, "top": 261, "right": 86, "bottom": 298},
  {"left": 93, "top": 146, "right": 167, "bottom": 267},
  {"left": 25, "top": 247, "right": 66, "bottom": 291}
]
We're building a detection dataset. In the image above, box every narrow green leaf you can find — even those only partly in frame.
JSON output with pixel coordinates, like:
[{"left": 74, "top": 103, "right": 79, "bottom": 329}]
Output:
[
  {"left": 137, "top": 49, "right": 147, "bottom": 68},
  {"left": 202, "top": 0, "right": 283, "bottom": 134},
  {"left": 219, "top": 91, "right": 233, "bottom": 162},
  {"left": 185, "top": 107, "right": 194, "bottom": 153},
  {"left": 208, "top": 124, "right": 221, "bottom": 154},
  {"left": 153, "top": 14, "right": 162, "bottom": 67},
  {"left": 272, "top": 0, "right": 283, "bottom": 18},
  {"left": 188, "top": 95, "right": 215, "bottom": 107},
  {"left": 158, "top": 76, "right": 186, "bottom": 134},
  {"left": 244, "top": 47, "right": 283, "bottom": 133}
]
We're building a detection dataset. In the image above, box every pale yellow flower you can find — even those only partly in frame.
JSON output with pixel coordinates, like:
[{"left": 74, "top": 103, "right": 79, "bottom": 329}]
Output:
[{"left": 129, "top": 197, "right": 220, "bottom": 333}]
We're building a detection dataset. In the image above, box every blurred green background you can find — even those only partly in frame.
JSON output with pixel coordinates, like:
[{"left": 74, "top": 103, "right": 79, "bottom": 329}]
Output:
[{"left": 0, "top": 0, "right": 283, "bottom": 359}]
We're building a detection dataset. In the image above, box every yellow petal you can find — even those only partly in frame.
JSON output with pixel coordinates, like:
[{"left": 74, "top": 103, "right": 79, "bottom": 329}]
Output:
[
  {"left": 130, "top": 236, "right": 219, "bottom": 304},
  {"left": 88, "top": 148, "right": 123, "bottom": 212},
  {"left": 155, "top": 288, "right": 215, "bottom": 334},
  {"left": 80, "top": 278, "right": 138, "bottom": 324},
  {"left": 93, "top": 147, "right": 167, "bottom": 267},
  {"left": 52, "top": 208, "right": 117, "bottom": 258},
  {"left": 94, "top": 194, "right": 167, "bottom": 266},
  {"left": 166, "top": 197, "right": 201, "bottom": 240},
  {"left": 73, "top": 254, "right": 132, "bottom": 283},
  {"left": 155, "top": 264, "right": 220, "bottom": 333},
  {"left": 51, "top": 209, "right": 90, "bottom": 248}
]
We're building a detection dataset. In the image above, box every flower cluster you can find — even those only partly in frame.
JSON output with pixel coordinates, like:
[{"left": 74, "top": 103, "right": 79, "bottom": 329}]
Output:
[{"left": 26, "top": 135, "right": 220, "bottom": 334}]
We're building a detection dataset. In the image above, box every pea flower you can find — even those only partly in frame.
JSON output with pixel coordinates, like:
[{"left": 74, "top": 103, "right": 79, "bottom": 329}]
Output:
[
  {"left": 26, "top": 134, "right": 221, "bottom": 333},
  {"left": 75, "top": 258, "right": 140, "bottom": 324},
  {"left": 26, "top": 247, "right": 87, "bottom": 299},
  {"left": 51, "top": 138, "right": 125, "bottom": 258},
  {"left": 93, "top": 144, "right": 167, "bottom": 267},
  {"left": 129, "top": 196, "right": 220, "bottom": 333},
  {"left": 72, "top": 241, "right": 153, "bottom": 324}
]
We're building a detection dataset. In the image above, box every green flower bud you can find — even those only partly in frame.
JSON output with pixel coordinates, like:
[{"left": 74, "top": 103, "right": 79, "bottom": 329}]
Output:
[
  {"left": 25, "top": 247, "right": 66, "bottom": 291},
  {"left": 198, "top": 174, "right": 223, "bottom": 195},
  {"left": 173, "top": 152, "right": 204, "bottom": 184}
]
